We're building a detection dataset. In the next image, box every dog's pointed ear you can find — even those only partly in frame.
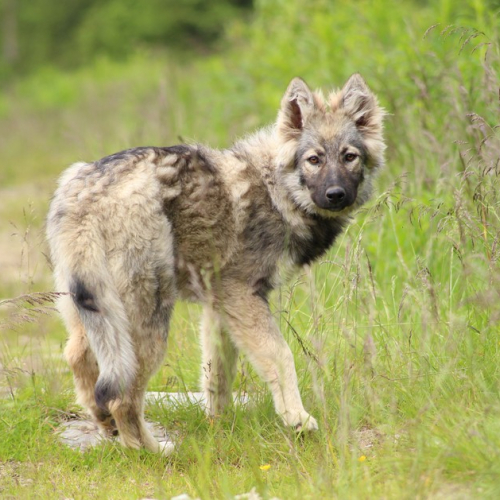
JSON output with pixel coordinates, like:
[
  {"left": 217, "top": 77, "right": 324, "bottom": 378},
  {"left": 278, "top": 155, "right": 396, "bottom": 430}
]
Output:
[
  {"left": 341, "top": 74, "right": 386, "bottom": 168},
  {"left": 341, "top": 73, "right": 383, "bottom": 131},
  {"left": 277, "top": 77, "right": 315, "bottom": 139}
]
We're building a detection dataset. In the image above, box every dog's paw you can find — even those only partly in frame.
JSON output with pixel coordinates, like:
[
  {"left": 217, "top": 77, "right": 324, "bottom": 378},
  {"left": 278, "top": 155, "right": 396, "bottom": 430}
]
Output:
[
  {"left": 295, "top": 413, "right": 318, "bottom": 432},
  {"left": 158, "top": 440, "right": 175, "bottom": 456},
  {"left": 283, "top": 411, "right": 318, "bottom": 432}
]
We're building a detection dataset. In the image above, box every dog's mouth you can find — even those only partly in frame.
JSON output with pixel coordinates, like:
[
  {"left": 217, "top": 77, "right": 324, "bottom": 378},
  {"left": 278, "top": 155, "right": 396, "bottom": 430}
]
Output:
[{"left": 312, "top": 187, "right": 357, "bottom": 212}]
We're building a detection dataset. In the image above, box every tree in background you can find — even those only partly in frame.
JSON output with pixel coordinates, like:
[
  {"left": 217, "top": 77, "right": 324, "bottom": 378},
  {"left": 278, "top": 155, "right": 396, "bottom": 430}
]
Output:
[{"left": 0, "top": 0, "right": 252, "bottom": 82}]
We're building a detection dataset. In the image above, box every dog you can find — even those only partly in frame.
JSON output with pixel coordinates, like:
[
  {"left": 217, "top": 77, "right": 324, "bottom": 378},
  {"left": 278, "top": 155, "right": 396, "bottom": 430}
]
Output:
[{"left": 46, "top": 74, "right": 385, "bottom": 454}]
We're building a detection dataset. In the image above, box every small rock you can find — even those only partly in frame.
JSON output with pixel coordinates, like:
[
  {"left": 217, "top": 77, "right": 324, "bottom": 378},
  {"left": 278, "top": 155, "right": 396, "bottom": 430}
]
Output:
[{"left": 57, "top": 419, "right": 174, "bottom": 452}]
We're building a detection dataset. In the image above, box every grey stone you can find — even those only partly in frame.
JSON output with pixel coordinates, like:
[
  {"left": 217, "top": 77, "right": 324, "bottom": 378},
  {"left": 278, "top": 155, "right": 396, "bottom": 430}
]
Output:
[{"left": 57, "top": 391, "right": 248, "bottom": 452}]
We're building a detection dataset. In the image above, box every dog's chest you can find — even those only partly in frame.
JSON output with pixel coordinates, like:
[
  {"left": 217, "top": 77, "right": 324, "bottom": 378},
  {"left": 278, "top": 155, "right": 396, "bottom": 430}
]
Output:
[{"left": 288, "top": 216, "right": 345, "bottom": 267}]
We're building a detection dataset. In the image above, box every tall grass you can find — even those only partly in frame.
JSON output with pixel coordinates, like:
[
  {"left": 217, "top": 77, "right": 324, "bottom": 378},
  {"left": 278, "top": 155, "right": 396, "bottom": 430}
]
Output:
[{"left": 1, "top": 0, "right": 500, "bottom": 498}]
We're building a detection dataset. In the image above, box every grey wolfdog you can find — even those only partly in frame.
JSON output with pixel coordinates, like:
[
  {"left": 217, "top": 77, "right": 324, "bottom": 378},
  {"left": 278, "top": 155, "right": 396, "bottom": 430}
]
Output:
[{"left": 46, "top": 74, "right": 385, "bottom": 455}]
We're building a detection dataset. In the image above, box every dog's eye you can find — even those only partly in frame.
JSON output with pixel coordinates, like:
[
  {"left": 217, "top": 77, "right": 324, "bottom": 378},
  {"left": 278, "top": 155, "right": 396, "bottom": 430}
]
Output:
[
  {"left": 308, "top": 155, "right": 320, "bottom": 165},
  {"left": 344, "top": 153, "right": 357, "bottom": 162}
]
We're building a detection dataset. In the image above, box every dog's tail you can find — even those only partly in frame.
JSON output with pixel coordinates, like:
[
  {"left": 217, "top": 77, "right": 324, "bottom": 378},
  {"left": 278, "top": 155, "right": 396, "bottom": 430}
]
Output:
[
  {"left": 69, "top": 268, "right": 137, "bottom": 412},
  {"left": 48, "top": 204, "right": 136, "bottom": 412}
]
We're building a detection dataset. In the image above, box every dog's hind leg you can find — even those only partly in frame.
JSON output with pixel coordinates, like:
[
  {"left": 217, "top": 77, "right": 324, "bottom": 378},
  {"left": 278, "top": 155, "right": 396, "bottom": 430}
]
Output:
[
  {"left": 200, "top": 306, "right": 239, "bottom": 416},
  {"left": 108, "top": 355, "right": 172, "bottom": 455},
  {"left": 109, "top": 308, "right": 174, "bottom": 455},
  {"left": 108, "top": 265, "right": 176, "bottom": 455}
]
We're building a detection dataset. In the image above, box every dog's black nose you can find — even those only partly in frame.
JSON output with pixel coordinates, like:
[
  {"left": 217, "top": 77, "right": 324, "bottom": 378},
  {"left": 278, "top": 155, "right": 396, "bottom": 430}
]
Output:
[{"left": 325, "top": 186, "right": 346, "bottom": 205}]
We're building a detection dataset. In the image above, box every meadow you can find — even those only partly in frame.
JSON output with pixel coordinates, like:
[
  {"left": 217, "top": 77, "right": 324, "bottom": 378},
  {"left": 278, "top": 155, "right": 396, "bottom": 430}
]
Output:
[{"left": 1, "top": 0, "right": 500, "bottom": 498}]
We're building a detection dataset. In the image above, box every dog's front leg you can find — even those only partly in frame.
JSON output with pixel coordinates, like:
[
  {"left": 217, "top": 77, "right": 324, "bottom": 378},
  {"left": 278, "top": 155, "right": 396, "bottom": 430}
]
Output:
[
  {"left": 200, "top": 305, "right": 239, "bottom": 416},
  {"left": 221, "top": 285, "right": 318, "bottom": 431}
]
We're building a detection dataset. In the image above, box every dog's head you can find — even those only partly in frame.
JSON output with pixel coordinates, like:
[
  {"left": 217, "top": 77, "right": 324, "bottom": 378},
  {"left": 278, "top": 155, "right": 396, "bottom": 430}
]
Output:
[{"left": 276, "top": 74, "right": 385, "bottom": 217}]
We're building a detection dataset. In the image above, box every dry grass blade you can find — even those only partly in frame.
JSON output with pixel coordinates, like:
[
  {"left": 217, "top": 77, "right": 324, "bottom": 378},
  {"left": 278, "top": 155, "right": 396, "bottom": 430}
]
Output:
[{"left": 0, "top": 291, "right": 65, "bottom": 330}]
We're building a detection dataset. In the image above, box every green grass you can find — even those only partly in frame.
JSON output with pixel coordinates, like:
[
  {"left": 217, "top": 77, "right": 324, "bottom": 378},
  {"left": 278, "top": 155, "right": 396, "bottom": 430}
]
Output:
[{"left": 2, "top": 0, "right": 500, "bottom": 498}]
